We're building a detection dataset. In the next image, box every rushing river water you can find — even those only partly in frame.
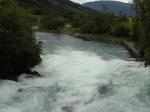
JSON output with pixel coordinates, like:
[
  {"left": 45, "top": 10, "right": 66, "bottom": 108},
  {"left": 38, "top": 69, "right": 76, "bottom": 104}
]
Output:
[{"left": 0, "top": 32, "right": 150, "bottom": 112}]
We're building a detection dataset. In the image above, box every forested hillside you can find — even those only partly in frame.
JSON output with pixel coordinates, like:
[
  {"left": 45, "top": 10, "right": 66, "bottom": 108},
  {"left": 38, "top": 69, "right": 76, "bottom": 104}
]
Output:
[{"left": 13, "top": 0, "right": 97, "bottom": 15}]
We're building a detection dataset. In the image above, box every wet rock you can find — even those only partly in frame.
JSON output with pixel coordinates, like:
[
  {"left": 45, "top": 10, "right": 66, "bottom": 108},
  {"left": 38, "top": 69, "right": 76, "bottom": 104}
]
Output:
[
  {"left": 18, "top": 71, "right": 42, "bottom": 80},
  {"left": 18, "top": 89, "right": 25, "bottom": 93},
  {"left": 98, "top": 81, "right": 114, "bottom": 96},
  {"left": 24, "top": 75, "right": 35, "bottom": 79},
  {"left": 0, "top": 69, "right": 42, "bottom": 81},
  {"left": 26, "top": 71, "right": 42, "bottom": 77},
  {"left": 98, "top": 84, "right": 109, "bottom": 95},
  {"left": 62, "top": 106, "right": 73, "bottom": 112}
]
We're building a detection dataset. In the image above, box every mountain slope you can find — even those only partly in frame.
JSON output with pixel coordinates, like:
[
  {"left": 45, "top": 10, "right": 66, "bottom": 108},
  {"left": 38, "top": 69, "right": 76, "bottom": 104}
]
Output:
[
  {"left": 83, "top": 1, "right": 135, "bottom": 16},
  {"left": 13, "top": 0, "right": 97, "bottom": 15}
]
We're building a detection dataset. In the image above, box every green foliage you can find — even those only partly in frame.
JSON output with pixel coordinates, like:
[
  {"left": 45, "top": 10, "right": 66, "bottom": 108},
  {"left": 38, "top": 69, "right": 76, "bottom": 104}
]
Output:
[
  {"left": 41, "top": 14, "right": 65, "bottom": 30},
  {"left": 113, "top": 24, "right": 130, "bottom": 37},
  {"left": 80, "top": 13, "right": 127, "bottom": 35},
  {"left": 132, "top": 19, "right": 141, "bottom": 41},
  {"left": 133, "top": 0, "right": 150, "bottom": 45},
  {"left": 72, "top": 14, "right": 90, "bottom": 28},
  {"left": 145, "top": 48, "right": 150, "bottom": 63},
  {"left": 134, "top": 0, "right": 150, "bottom": 61},
  {"left": 81, "top": 19, "right": 98, "bottom": 34},
  {"left": 95, "top": 13, "right": 114, "bottom": 34},
  {"left": 0, "top": 0, "right": 41, "bottom": 75}
]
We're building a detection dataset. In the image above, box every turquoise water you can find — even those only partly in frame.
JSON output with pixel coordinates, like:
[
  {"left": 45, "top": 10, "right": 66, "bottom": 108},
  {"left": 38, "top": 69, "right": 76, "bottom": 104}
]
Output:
[{"left": 0, "top": 32, "right": 150, "bottom": 112}]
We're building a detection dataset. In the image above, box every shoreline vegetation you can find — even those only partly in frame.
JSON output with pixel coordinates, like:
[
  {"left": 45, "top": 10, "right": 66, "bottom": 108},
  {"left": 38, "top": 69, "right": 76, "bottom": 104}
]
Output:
[{"left": 0, "top": 0, "right": 42, "bottom": 81}]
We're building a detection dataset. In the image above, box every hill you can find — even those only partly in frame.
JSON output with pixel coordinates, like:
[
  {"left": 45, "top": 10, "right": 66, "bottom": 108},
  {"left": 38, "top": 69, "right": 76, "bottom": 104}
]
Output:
[
  {"left": 83, "top": 1, "right": 135, "bottom": 16},
  {"left": 13, "top": 0, "right": 97, "bottom": 15}
]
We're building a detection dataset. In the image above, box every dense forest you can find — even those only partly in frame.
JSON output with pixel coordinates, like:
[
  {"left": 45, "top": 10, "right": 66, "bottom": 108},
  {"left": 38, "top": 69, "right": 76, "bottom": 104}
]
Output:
[{"left": 0, "top": 0, "right": 150, "bottom": 80}]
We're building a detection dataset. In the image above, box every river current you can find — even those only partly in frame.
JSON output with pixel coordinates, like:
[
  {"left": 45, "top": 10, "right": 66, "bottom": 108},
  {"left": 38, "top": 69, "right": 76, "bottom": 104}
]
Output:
[{"left": 0, "top": 32, "right": 150, "bottom": 112}]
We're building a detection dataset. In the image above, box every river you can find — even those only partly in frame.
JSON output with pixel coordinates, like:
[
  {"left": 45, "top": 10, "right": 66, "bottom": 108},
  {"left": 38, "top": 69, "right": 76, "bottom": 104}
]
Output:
[{"left": 0, "top": 32, "right": 150, "bottom": 112}]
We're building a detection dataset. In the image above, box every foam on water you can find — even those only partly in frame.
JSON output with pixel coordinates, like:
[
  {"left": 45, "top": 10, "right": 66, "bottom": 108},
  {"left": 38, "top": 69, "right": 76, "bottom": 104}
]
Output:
[{"left": 0, "top": 32, "right": 150, "bottom": 112}]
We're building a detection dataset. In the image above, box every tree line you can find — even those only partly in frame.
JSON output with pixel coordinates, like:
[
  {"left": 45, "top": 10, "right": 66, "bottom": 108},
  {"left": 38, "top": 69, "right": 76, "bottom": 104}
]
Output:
[{"left": 41, "top": 11, "right": 131, "bottom": 37}]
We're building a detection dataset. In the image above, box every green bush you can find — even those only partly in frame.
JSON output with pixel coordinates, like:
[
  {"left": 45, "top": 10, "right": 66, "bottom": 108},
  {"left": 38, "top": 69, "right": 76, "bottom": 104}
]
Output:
[
  {"left": 42, "top": 15, "right": 65, "bottom": 30},
  {"left": 0, "top": 0, "right": 42, "bottom": 75},
  {"left": 72, "top": 14, "right": 89, "bottom": 28},
  {"left": 80, "top": 13, "right": 115, "bottom": 34},
  {"left": 81, "top": 19, "right": 98, "bottom": 34},
  {"left": 113, "top": 24, "right": 130, "bottom": 37},
  {"left": 144, "top": 48, "right": 150, "bottom": 63},
  {"left": 96, "top": 13, "right": 114, "bottom": 34}
]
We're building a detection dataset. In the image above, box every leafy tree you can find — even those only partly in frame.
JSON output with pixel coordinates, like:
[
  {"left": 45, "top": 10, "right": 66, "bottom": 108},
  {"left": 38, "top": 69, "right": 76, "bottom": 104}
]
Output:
[
  {"left": 81, "top": 19, "right": 98, "bottom": 34},
  {"left": 0, "top": 0, "right": 41, "bottom": 76},
  {"left": 132, "top": 19, "right": 141, "bottom": 41},
  {"left": 80, "top": 13, "right": 115, "bottom": 35},
  {"left": 133, "top": 0, "right": 150, "bottom": 63},
  {"left": 113, "top": 24, "right": 130, "bottom": 37},
  {"left": 96, "top": 13, "right": 114, "bottom": 34},
  {"left": 42, "top": 14, "right": 65, "bottom": 30},
  {"left": 72, "top": 14, "right": 90, "bottom": 28},
  {"left": 133, "top": 0, "right": 150, "bottom": 47},
  {"left": 145, "top": 48, "right": 150, "bottom": 63}
]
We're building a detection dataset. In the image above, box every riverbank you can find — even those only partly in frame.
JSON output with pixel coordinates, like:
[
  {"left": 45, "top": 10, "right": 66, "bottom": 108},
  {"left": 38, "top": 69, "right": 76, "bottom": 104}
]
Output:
[
  {"left": 35, "top": 27, "right": 146, "bottom": 65},
  {"left": 68, "top": 33, "right": 145, "bottom": 62},
  {"left": 69, "top": 33, "right": 126, "bottom": 44}
]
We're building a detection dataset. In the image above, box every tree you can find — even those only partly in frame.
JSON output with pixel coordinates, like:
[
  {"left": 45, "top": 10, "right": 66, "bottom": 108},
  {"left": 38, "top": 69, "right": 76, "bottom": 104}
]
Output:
[
  {"left": 133, "top": 0, "right": 150, "bottom": 47},
  {"left": 133, "top": 0, "right": 150, "bottom": 63},
  {"left": 113, "top": 24, "right": 130, "bottom": 37},
  {"left": 95, "top": 13, "right": 114, "bottom": 34},
  {"left": 81, "top": 19, "right": 98, "bottom": 34},
  {"left": 42, "top": 14, "right": 65, "bottom": 30},
  {"left": 0, "top": 0, "right": 41, "bottom": 77},
  {"left": 132, "top": 18, "right": 141, "bottom": 41}
]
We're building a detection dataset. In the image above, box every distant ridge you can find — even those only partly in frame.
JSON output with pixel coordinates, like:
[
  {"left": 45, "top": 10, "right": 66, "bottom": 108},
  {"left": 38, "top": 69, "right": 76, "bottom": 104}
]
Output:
[
  {"left": 13, "top": 0, "right": 98, "bottom": 15},
  {"left": 83, "top": 1, "right": 135, "bottom": 16}
]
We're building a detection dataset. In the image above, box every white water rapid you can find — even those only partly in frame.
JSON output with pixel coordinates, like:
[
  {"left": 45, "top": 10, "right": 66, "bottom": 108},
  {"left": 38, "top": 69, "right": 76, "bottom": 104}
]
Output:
[{"left": 0, "top": 32, "right": 150, "bottom": 112}]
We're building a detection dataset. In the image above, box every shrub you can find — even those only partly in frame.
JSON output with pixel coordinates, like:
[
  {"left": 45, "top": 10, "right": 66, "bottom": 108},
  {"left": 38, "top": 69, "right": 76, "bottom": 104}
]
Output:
[
  {"left": 42, "top": 15, "right": 65, "bottom": 30},
  {"left": 144, "top": 48, "right": 150, "bottom": 64},
  {"left": 96, "top": 13, "right": 114, "bottom": 34},
  {"left": 81, "top": 19, "right": 98, "bottom": 34},
  {"left": 0, "top": 0, "right": 42, "bottom": 76},
  {"left": 113, "top": 24, "right": 130, "bottom": 37}
]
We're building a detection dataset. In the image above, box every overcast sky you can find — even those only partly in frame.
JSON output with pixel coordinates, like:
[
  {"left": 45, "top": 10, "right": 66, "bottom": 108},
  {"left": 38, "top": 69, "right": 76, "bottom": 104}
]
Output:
[{"left": 71, "top": 0, "right": 132, "bottom": 4}]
